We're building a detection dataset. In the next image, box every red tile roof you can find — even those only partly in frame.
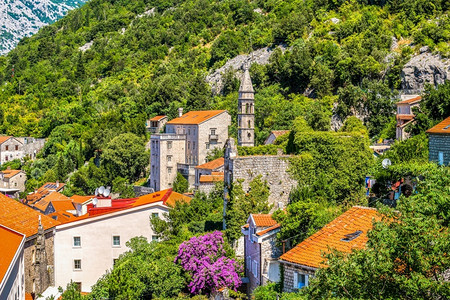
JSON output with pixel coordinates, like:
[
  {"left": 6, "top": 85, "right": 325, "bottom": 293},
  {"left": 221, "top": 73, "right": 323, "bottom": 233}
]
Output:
[
  {"left": 167, "top": 110, "right": 227, "bottom": 125},
  {"left": 33, "top": 192, "right": 71, "bottom": 212},
  {"left": 26, "top": 182, "right": 65, "bottom": 204},
  {"left": 0, "top": 193, "right": 60, "bottom": 237},
  {"left": 199, "top": 173, "right": 224, "bottom": 183},
  {"left": 256, "top": 223, "right": 281, "bottom": 236},
  {"left": 51, "top": 200, "right": 76, "bottom": 212},
  {"left": 252, "top": 214, "right": 278, "bottom": 227},
  {"left": 0, "top": 169, "right": 24, "bottom": 178},
  {"left": 396, "top": 114, "right": 415, "bottom": 121},
  {"left": 280, "top": 206, "right": 381, "bottom": 269},
  {"left": 0, "top": 225, "right": 25, "bottom": 285},
  {"left": 150, "top": 115, "right": 167, "bottom": 121},
  {"left": 70, "top": 195, "right": 94, "bottom": 204},
  {"left": 396, "top": 96, "right": 421, "bottom": 105},
  {"left": 426, "top": 116, "right": 450, "bottom": 135},
  {"left": 0, "top": 136, "right": 12, "bottom": 144},
  {"left": 195, "top": 157, "right": 224, "bottom": 170},
  {"left": 25, "top": 293, "right": 33, "bottom": 300},
  {"left": 48, "top": 211, "right": 78, "bottom": 223},
  {"left": 271, "top": 130, "right": 290, "bottom": 138}
]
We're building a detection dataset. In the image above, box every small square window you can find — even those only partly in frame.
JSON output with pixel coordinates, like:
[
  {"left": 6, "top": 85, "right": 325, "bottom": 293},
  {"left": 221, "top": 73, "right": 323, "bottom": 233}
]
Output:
[
  {"left": 15, "top": 145, "right": 18, "bottom": 150},
  {"left": 74, "top": 259, "right": 81, "bottom": 270},
  {"left": 167, "top": 141, "right": 172, "bottom": 149},
  {"left": 112, "top": 236, "right": 120, "bottom": 247},
  {"left": 73, "top": 236, "right": 81, "bottom": 247},
  {"left": 152, "top": 212, "right": 159, "bottom": 219},
  {"left": 206, "top": 143, "right": 210, "bottom": 150},
  {"left": 152, "top": 235, "right": 159, "bottom": 242},
  {"left": 168, "top": 167, "right": 172, "bottom": 174},
  {"left": 5, "top": 145, "right": 8, "bottom": 151},
  {"left": 167, "top": 155, "right": 172, "bottom": 162}
]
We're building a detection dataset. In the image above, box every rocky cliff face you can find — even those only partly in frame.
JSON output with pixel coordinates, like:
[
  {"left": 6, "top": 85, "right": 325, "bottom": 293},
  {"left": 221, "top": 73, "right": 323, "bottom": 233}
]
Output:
[
  {"left": 206, "top": 46, "right": 286, "bottom": 94},
  {"left": 0, "top": 0, "right": 87, "bottom": 55},
  {"left": 401, "top": 47, "right": 450, "bottom": 94}
]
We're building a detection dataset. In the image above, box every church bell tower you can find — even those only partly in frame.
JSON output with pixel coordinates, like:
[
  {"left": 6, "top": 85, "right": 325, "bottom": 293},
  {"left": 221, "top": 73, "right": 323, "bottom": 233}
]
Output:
[{"left": 237, "top": 69, "right": 255, "bottom": 147}]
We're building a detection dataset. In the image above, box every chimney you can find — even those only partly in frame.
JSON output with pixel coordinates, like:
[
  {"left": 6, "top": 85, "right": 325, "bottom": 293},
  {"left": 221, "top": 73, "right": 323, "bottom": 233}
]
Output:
[
  {"left": 178, "top": 107, "right": 183, "bottom": 117},
  {"left": 56, "top": 180, "right": 59, "bottom": 187},
  {"left": 7, "top": 166, "right": 11, "bottom": 170}
]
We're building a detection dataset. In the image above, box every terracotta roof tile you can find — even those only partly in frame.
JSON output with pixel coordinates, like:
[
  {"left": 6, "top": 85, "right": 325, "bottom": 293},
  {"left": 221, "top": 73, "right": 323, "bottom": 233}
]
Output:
[
  {"left": 396, "top": 96, "right": 421, "bottom": 105},
  {"left": 26, "top": 182, "right": 65, "bottom": 204},
  {"left": 0, "top": 193, "right": 60, "bottom": 237},
  {"left": 0, "top": 225, "right": 25, "bottom": 284},
  {"left": 0, "top": 169, "right": 24, "bottom": 178},
  {"left": 47, "top": 212, "right": 78, "bottom": 223},
  {"left": 426, "top": 116, "right": 450, "bottom": 135},
  {"left": 167, "top": 110, "right": 227, "bottom": 125},
  {"left": 33, "top": 192, "right": 70, "bottom": 212},
  {"left": 150, "top": 115, "right": 167, "bottom": 121},
  {"left": 199, "top": 173, "right": 224, "bottom": 183},
  {"left": 252, "top": 214, "right": 278, "bottom": 227},
  {"left": 70, "top": 195, "right": 94, "bottom": 204},
  {"left": 396, "top": 114, "right": 415, "bottom": 121},
  {"left": 271, "top": 130, "right": 290, "bottom": 138},
  {"left": 51, "top": 200, "right": 76, "bottom": 212},
  {"left": 25, "top": 293, "right": 33, "bottom": 300},
  {"left": 0, "top": 136, "right": 12, "bottom": 144},
  {"left": 280, "top": 206, "right": 381, "bottom": 269},
  {"left": 195, "top": 158, "right": 224, "bottom": 170},
  {"left": 256, "top": 223, "right": 281, "bottom": 236}
]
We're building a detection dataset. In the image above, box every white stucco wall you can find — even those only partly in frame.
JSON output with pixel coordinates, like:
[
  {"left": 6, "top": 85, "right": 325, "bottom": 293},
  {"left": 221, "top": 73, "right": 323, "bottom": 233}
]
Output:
[
  {"left": 0, "top": 138, "right": 24, "bottom": 165},
  {"left": 54, "top": 203, "right": 168, "bottom": 292}
]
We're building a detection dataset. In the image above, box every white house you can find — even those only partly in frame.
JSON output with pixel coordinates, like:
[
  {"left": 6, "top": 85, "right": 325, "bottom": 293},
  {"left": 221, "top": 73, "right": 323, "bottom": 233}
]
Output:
[
  {"left": 0, "top": 224, "right": 26, "bottom": 300},
  {"left": 53, "top": 189, "right": 190, "bottom": 292}
]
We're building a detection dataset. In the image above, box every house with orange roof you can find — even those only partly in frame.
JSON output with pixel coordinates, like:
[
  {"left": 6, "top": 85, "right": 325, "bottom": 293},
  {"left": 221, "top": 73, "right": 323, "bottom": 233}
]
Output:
[
  {"left": 0, "top": 136, "right": 45, "bottom": 165},
  {"left": 0, "top": 193, "right": 60, "bottom": 295},
  {"left": 241, "top": 213, "right": 282, "bottom": 294},
  {"left": 194, "top": 157, "right": 224, "bottom": 193},
  {"left": 149, "top": 107, "right": 230, "bottom": 191},
  {"left": 146, "top": 115, "right": 168, "bottom": 133},
  {"left": 53, "top": 189, "right": 190, "bottom": 292},
  {"left": 264, "top": 130, "right": 290, "bottom": 145},
  {"left": 0, "top": 224, "right": 26, "bottom": 300},
  {"left": 0, "top": 168, "right": 27, "bottom": 198},
  {"left": 26, "top": 182, "right": 65, "bottom": 205},
  {"left": 396, "top": 95, "right": 422, "bottom": 140},
  {"left": 279, "top": 206, "right": 381, "bottom": 292},
  {"left": 426, "top": 116, "right": 450, "bottom": 166}
]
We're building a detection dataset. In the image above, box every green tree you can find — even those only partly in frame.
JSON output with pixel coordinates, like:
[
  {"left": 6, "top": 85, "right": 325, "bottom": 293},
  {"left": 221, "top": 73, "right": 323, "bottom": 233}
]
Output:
[
  {"left": 173, "top": 172, "right": 189, "bottom": 194},
  {"left": 101, "top": 133, "right": 148, "bottom": 183}
]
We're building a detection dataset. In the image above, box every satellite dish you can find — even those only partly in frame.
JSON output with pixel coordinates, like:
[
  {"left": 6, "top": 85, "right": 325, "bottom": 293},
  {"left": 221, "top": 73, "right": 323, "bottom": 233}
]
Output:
[
  {"left": 92, "top": 198, "right": 98, "bottom": 206},
  {"left": 382, "top": 158, "right": 392, "bottom": 169},
  {"left": 99, "top": 186, "right": 105, "bottom": 195},
  {"left": 103, "top": 188, "right": 110, "bottom": 197},
  {"left": 95, "top": 188, "right": 99, "bottom": 196}
]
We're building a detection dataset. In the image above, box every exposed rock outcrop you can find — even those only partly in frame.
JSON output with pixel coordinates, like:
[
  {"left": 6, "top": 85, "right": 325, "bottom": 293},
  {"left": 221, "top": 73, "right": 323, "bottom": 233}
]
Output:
[
  {"left": 401, "top": 51, "right": 450, "bottom": 94},
  {"left": 206, "top": 46, "right": 286, "bottom": 94}
]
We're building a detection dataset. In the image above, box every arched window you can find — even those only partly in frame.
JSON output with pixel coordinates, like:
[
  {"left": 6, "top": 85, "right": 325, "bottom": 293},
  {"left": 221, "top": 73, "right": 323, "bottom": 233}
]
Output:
[
  {"left": 246, "top": 104, "right": 250, "bottom": 114},
  {"left": 248, "top": 120, "right": 251, "bottom": 128}
]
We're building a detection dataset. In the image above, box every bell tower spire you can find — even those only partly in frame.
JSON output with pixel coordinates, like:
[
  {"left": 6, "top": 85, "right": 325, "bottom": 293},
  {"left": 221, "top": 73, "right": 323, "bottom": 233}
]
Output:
[{"left": 237, "top": 68, "right": 255, "bottom": 147}]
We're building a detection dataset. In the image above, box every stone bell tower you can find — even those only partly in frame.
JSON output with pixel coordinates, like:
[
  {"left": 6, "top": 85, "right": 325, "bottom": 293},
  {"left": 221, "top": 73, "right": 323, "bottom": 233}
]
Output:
[{"left": 237, "top": 68, "right": 255, "bottom": 147}]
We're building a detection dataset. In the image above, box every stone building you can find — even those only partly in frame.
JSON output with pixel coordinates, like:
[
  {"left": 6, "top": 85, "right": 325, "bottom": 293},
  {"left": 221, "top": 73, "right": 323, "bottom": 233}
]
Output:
[
  {"left": 396, "top": 95, "right": 421, "bottom": 140},
  {"left": 0, "top": 224, "right": 26, "bottom": 300},
  {"left": 150, "top": 109, "right": 231, "bottom": 191},
  {"left": 241, "top": 214, "right": 281, "bottom": 295},
  {"left": 146, "top": 115, "right": 168, "bottom": 133},
  {"left": 0, "top": 136, "right": 45, "bottom": 165},
  {"left": 0, "top": 169, "right": 27, "bottom": 198},
  {"left": 237, "top": 69, "right": 255, "bottom": 147},
  {"left": 194, "top": 157, "right": 224, "bottom": 192},
  {"left": 279, "top": 207, "right": 380, "bottom": 292},
  {"left": 0, "top": 193, "right": 60, "bottom": 296},
  {"left": 426, "top": 116, "right": 450, "bottom": 166},
  {"left": 223, "top": 138, "right": 296, "bottom": 210}
]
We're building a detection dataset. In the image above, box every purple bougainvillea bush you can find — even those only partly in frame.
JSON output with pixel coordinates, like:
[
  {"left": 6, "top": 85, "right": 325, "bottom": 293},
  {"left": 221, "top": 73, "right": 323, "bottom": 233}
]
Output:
[{"left": 174, "top": 231, "right": 242, "bottom": 295}]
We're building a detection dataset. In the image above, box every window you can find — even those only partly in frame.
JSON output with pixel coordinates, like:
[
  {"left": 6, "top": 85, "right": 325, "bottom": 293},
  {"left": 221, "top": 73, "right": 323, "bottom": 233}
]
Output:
[
  {"left": 206, "top": 143, "right": 210, "bottom": 150},
  {"left": 246, "top": 256, "right": 251, "bottom": 270},
  {"left": 167, "top": 141, "right": 172, "bottom": 149},
  {"left": 210, "top": 129, "right": 216, "bottom": 135},
  {"left": 74, "top": 259, "right": 81, "bottom": 270},
  {"left": 73, "top": 236, "right": 81, "bottom": 247},
  {"left": 5, "top": 156, "right": 8, "bottom": 161},
  {"left": 439, "top": 151, "right": 444, "bottom": 165},
  {"left": 152, "top": 235, "right": 159, "bottom": 242},
  {"left": 252, "top": 260, "right": 258, "bottom": 278},
  {"left": 250, "top": 226, "right": 256, "bottom": 242},
  {"left": 248, "top": 120, "right": 251, "bottom": 128},
  {"left": 32, "top": 250, "right": 35, "bottom": 263},
  {"left": 167, "top": 167, "right": 172, "bottom": 174},
  {"left": 112, "top": 236, "right": 120, "bottom": 247},
  {"left": 188, "top": 142, "right": 190, "bottom": 149},
  {"left": 188, "top": 129, "right": 191, "bottom": 135},
  {"left": 5, "top": 145, "right": 8, "bottom": 151},
  {"left": 238, "top": 119, "right": 242, "bottom": 127},
  {"left": 293, "top": 272, "right": 308, "bottom": 289},
  {"left": 74, "top": 282, "right": 82, "bottom": 291},
  {"left": 15, "top": 145, "right": 18, "bottom": 150},
  {"left": 341, "top": 230, "right": 362, "bottom": 242},
  {"left": 152, "top": 212, "right": 159, "bottom": 219},
  {"left": 167, "top": 155, "right": 172, "bottom": 162}
]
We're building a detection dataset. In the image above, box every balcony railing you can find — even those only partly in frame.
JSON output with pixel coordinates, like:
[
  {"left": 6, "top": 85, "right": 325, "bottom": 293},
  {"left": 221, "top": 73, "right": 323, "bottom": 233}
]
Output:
[{"left": 209, "top": 134, "right": 219, "bottom": 140}]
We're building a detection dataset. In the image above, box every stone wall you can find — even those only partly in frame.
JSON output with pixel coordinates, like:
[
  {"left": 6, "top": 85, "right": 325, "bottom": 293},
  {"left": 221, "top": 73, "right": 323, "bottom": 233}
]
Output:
[
  {"left": 23, "top": 231, "right": 55, "bottom": 294},
  {"left": 282, "top": 263, "right": 316, "bottom": 293},
  {"left": 229, "top": 155, "right": 296, "bottom": 208},
  {"left": 429, "top": 134, "right": 450, "bottom": 165}
]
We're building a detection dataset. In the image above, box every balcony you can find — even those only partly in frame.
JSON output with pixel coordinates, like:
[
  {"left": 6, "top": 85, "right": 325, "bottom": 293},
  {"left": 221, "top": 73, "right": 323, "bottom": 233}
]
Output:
[{"left": 209, "top": 134, "right": 219, "bottom": 141}]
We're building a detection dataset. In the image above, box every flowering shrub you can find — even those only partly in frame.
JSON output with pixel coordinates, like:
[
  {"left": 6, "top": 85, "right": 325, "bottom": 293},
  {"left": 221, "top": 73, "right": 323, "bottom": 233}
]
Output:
[{"left": 175, "top": 231, "right": 242, "bottom": 294}]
